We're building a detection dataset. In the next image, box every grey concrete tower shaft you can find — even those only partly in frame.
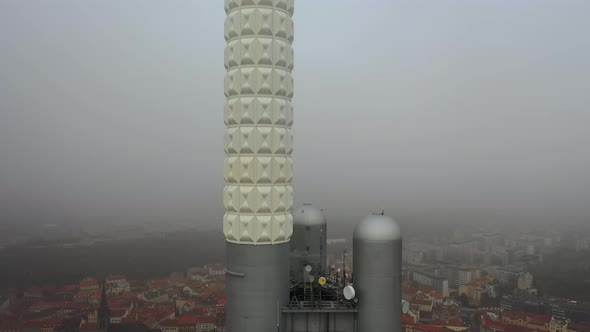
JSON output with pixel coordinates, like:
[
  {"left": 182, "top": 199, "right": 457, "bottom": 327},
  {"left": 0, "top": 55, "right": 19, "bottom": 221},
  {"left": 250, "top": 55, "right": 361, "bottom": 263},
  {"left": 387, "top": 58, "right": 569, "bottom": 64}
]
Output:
[{"left": 223, "top": 1, "right": 294, "bottom": 331}]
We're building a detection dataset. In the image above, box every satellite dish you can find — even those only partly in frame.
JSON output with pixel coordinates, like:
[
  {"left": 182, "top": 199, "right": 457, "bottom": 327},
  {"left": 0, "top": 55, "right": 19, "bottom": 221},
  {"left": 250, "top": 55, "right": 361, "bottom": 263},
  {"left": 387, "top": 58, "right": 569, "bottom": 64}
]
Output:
[
  {"left": 318, "top": 277, "right": 327, "bottom": 286},
  {"left": 305, "top": 265, "right": 312, "bottom": 273},
  {"left": 402, "top": 300, "right": 410, "bottom": 314},
  {"left": 309, "top": 275, "right": 315, "bottom": 283},
  {"left": 343, "top": 285, "right": 355, "bottom": 300}
]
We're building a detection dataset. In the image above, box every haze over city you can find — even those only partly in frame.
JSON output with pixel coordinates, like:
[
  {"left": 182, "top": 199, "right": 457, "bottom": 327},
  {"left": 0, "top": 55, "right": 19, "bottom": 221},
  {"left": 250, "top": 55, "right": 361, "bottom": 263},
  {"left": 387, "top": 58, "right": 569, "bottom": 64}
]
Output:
[
  {"left": 2, "top": 0, "right": 589, "bottom": 231},
  {"left": 2, "top": 1, "right": 590, "bottom": 332}
]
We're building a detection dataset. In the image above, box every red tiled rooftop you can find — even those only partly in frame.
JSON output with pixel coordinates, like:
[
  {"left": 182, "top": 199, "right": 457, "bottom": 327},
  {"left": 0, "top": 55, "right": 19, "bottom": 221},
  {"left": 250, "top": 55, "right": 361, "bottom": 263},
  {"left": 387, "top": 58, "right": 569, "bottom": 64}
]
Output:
[
  {"left": 110, "top": 308, "right": 129, "bottom": 318},
  {"left": 23, "top": 318, "right": 63, "bottom": 328},
  {"left": 483, "top": 313, "right": 539, "bottom": 332},
  {"left": 0, "top": 320, "right": 22, "bottom": 329},
  {"left": 505, "top": 325, "right": 534, "bottom": 332},
  {"left": 196, "top": 316, "right": 217, "bottom": 324},
  {"left": 30, "top": 301, "right": 68, "bottom": 308},
  {"left": 159, "top": 319, "right": 178, "bottom": 327},
  {"left": 432, "top": 316, "right": 463, "bottom": 327},
  {"left": 448, "top": 317, "right": 463, "bottom": 327},
  {"left": 408, "top": 323, "right": 445, "bottom": 332},
  {"left": 117, "top": 292, "right": 137, "bottom": 299},
  {"left": 141, "top": 314, "right": 158, "bottom": 324},
  {"left": 568, "top": 323, "right": 590, "bottom": 332},
  {"left": 137, "top": 307, "right": 160, "bottom": 315},
  {"left": 121, "top": 316, "right": 140, "bottom": 324},
  {"left": 502, "top": 310, "right": 550, "bottom": 324},
  {"left": 80, "top": 278, "right": 99, "bottom": 288},
  {"left": 403, "top": 313, "right": 416, "bottom": 324},
  {"left": 80, "top": 322, "right": 98, "bottom": 331},
  {"left": 74, "top": 292, "right": 89, "bottom": 299},
  {"left": 170, "top": 288, "right": 183, "bottom": 295},
  {"left": 431, "top": 292, "right": 444, "bottom": 300},
  {"left": 108, "top": 301, "right": 129, "bottom": 309},
  {"left": 178, "top": 313, "right": 200, "bottom": 325},
  {"left": 413, "top": 298, "right": 432, "bottom": 306},
  {"left": 482, "top": 313, "right": 507, "bottom": 331}
]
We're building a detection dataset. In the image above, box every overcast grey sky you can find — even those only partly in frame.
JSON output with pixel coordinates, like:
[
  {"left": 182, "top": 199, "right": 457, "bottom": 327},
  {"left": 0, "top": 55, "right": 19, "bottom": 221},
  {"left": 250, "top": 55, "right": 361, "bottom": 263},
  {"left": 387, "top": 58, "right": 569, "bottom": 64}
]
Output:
[{"left": 1, "top": 1, "right": 589, "bottom": 229}]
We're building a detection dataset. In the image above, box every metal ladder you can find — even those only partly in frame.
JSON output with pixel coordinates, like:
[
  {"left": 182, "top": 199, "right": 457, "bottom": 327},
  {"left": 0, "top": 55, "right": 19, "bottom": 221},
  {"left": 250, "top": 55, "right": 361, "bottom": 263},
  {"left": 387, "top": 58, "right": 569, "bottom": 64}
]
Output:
[{"left": 303, "top": 283, "right": 312, "bottom": 304}]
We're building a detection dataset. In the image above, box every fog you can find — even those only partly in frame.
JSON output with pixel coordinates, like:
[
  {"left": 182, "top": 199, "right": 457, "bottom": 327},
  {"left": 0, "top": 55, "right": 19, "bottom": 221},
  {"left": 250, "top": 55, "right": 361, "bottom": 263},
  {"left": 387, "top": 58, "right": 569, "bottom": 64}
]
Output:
[{"left": 1, "top": 0, "right": 589, "bottom": 231}]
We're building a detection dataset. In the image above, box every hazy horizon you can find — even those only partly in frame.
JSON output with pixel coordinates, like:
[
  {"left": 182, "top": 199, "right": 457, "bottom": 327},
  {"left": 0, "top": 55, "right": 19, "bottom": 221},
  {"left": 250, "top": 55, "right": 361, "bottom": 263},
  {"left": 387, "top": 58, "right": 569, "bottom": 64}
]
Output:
[{"left": 1, "top": 1, "right": 589, "bottom": 230}]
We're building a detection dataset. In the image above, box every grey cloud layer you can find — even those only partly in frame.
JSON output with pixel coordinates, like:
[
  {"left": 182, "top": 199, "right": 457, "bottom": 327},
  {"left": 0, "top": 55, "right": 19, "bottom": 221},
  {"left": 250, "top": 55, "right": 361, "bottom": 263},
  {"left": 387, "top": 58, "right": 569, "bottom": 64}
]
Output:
[{"left": 1, "top": 0, "right": 589, "bottom": 228}]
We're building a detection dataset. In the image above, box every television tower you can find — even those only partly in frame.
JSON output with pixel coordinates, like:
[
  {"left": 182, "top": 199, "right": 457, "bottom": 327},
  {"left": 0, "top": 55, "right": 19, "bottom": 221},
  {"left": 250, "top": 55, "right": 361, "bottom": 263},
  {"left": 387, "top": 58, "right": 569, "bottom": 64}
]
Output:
[{"left": 223, "top": 0, "right": 294, "bottom": 331}]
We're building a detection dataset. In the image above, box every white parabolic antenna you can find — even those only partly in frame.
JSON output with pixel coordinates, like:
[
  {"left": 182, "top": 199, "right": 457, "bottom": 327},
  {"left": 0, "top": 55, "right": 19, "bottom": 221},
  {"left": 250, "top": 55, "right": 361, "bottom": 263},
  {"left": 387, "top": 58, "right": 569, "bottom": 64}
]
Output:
[
  {"left": 402, "top": 300, "right": 410, "bottom": 314},
  {"left": 343, "top": 285, "right": 356, "bottom": 300},
  {"left": 305, "top": 265, "right": 313, "bottom": 272}
]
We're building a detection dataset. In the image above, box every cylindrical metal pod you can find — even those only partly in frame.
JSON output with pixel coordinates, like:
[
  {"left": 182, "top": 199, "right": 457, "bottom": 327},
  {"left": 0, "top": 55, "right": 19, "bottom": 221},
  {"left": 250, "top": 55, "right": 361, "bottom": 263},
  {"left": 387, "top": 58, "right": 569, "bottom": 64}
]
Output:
[
  {"left": 223, "top": 0, "right": 295, "bottom": 331},
  {"left": 290, "top": 204, "right": 327, "bottom": 282},
  {"left": 353, "top": 214, "right": 402, "bottom": 332}
]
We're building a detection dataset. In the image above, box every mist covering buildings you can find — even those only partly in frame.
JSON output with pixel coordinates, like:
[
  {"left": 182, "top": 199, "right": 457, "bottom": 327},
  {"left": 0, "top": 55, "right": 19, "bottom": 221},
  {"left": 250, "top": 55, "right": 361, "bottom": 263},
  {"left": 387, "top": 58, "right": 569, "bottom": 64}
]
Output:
[{"left": 0, "top": 0, "right": 590, "bottom": 332}]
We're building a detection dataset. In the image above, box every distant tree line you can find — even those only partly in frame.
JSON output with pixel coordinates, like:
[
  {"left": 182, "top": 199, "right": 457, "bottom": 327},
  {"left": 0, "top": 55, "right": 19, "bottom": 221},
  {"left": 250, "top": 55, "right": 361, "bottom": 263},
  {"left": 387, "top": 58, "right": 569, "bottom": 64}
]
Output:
[{"left": 0, "top": 229, "right": 225, "bottom": 292}]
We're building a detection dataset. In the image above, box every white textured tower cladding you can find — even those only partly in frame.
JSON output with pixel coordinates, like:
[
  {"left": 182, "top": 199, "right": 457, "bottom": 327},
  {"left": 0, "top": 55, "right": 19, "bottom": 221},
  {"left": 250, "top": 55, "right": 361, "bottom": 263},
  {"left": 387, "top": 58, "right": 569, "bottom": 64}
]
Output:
[{"left": 223, "top": 0, "right": 294, "bottom": 245}]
